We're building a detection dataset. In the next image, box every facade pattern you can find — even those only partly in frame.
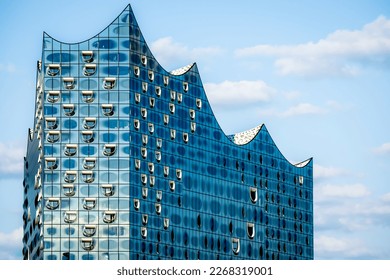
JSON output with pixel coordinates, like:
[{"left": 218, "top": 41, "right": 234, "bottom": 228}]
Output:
[{"left": 23, "top": 5, "right": 313, "bottom": 260}]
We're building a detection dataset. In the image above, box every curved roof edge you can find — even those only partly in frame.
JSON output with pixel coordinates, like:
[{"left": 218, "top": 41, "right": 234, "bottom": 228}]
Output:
[
  {"left": 227, "top": 124, "right": 264, "bottom": 145},
  {"left": 294, "top": 158, "right": 313, "bottom": 168},
  {"left": 170, "top": 63, "right": 196, "bottom": 76}
]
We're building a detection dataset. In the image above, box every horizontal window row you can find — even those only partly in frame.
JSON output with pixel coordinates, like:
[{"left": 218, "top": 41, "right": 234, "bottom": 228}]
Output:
[
  {"left": 62, "top": 183, "right": 114, "bottom": 197},
  {"left": 63, "top": 210, "right": 116, "bottom": 224},
  {"left": 46, "top": 77, "right": 116, "bottom": 91}
]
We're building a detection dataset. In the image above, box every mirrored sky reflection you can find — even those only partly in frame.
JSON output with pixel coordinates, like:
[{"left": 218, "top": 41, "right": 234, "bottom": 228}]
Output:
[{"left": 0, "top": 0, "right": 389, "bottom": 259}]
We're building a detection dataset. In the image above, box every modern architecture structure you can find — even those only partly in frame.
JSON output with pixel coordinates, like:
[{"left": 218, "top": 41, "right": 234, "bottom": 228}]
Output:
[{"left": 23, "top": 4, "right": 313, "bottom": 260}]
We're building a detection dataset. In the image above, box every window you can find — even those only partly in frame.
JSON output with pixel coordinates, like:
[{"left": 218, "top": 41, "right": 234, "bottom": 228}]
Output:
[
  {"left": 103, "top": 211, "right": 116, "bottom": 223},
  {"left": 81, "top": 131, "right": 94, "bottom": 143},
  {"left": 81, "top": 91, "right": 94, "bottom": 103},
  {"left": 155, "top": 151, "right": 161, "bottom": 162},
  {"left": 83, "top": 198, "right": 96, "bottom": 210},
  {"left": 196, "top": 98, "right": 202, "bottom": 109},
  {"left": 64, "top": 171, "right": 77, "bottom": 183},
  {"left": 299, "top": 176, "right": 304, "bottom": 186},
  {"left": 189, "top": 109, "right": 196, "bottom": 120},
  {"left": 141, "top": 55, "right": 147, "bottom": 66},
  {"left": 134, "top": 159, "right": 141, "bottom": 170},
  {"left": 47, "top": 91, "right": 60, "bottom": 103},
  {"left": 177, "top": 93, "right": 182, "bottom": 103},
  {"left": 156, "top": 191, "right": 162, "bottom": 202},
  {"left": 46, "top": 198, "right": 60, "bottom": 210},
  {"left": 133, "top": 199, "right": 140, "bottom": 211},
  {"left": 45, "top": 157, "right": 58, "bottom": 170},
  {"left": 155, "top": 86, "right": 161, "bottom": 97},
  {"left": 63, "top": 184, "right": 75, "bottom": 197},
  {"left": 149, "top": 176, "right": 155, "bottom": 187},
  {"left": 148, "top": 162, "right": 154, "bottom": 173},
  {"left": 83, "top": 117, "right": 96, "bottom": 129},
  {"left": 142, "top": 214, "right": 148, "bottom": 225},
  {"left": 156, "top": 138, "right": 162, "bottom": 149},
  {"left": 63, "top": 77, "right": 75, "bottom": 89},
  {"left": 64, "top": 211, "right": 77, "bottom": 223},
  {"left": 47, "top": 64, "right": 61, "bottom": 76},
  {"left": 247, "top": 223, "right": 255, "bottom": 239},
  {"left": 142, "top": 82, "right": 148, "bottom": 93},
  {"left": 141, "top": 174, "right": 147, "bottom": 185},
  {"left": 141, "top": 227, "right": 147, "bottom": 239},
  {"left": 183, "top": 133, "right": 189, "bottom": 143},
  {"left": 169, "top": 103, "right": 175, "bottom": 114},
  {"left": 134, "top": 119, "right": 140, "bottom": 130},
  {"left": 101, "top": 184, "right": 114, "bottom": 197},
  {"left": 103, "top": 77, "right": 116, "bottom": 89},
  {"left": 163, "top": 166, "right": 169, "bottom": 177},
  {"left": 64, "top": 144, "right": 77, "bottom": 156},
  {"left": 170, "top": 90, "right": 176, "bottom": 101},
  {"left": 63, "top": 104, "right": 75, "bottom": 116},
  {"left": 163, "top": 218, "right": 170, "bottom": 229},
  {"left": 148, "top": 70, "right": 154, "bottom": 82},
  {"left": 102, "top": 104, "right": 114, "bottom": 116},
  {"left": 81, "top": 171, "right": 94, "bottom": 183},
  {"left": 141, "top": 147, "right": 147, "bottom": 159},
  {"left": 163, "top": 76, "right": 169, "bottom": 86},
  {"left": 249, "top": 187, "right": 258, "bottom": 203},
  {"left": 163, "top": 114, "right": 169, "bottom": 125},
  {"left": 191, "top": 122, "right": 196, "bottom": 133},
  {"left": 141, "top": 108, "right": 147, "bottom": 119},
  {"left": 155, "top": 203, "right": 161, "bottom": 215},
  {"left": 103, "top": 144, "right": 116, "bottom": 156},
  {"left": 170, "top": 129, "right": 176, "bottom": 140},
  {"left": 83, "top": 157, "right": 96, "bottom": 170},
  {"left": 149, "top": 97, "right": 155, "bottom": 108},
  {"left": 135, "top": 92, "right": 141, "bottom": 103},
  {"left": 45, "top": 117, "right": 57, "bottom": 129},
  {"left": 176, "top": 169, "right": 182, "bottom": 180},
  {"left": 82, "top": 225, "right": 96, "bottom": 237},
  {"left": 134, "top": 66, "right": 140, "bottom": 77},
  {"left": 81, "top": 51, "right": 94, "bottom": 63},
  {"left": 183, "top": 82, "right": 189, "bottom": 92},
  {"left": 142, "top": 187, "right": 148, "bottom": 199},
  {"left": 169, "top": 181, "right": 175, "bottom": 192},
  {"left": 83, "top": 64, "right": 96, "bottom": 76},
  {"left": 232, "top": 238, "right": 240, "bottom": 255},
  {"left": 148, "top": 123, "right": 154, "bottom": 134}
]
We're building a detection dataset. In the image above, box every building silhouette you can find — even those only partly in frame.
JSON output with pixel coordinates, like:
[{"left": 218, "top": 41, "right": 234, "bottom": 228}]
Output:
[{"left": 23, "top": 4, "right": 313, "bottom": 260}]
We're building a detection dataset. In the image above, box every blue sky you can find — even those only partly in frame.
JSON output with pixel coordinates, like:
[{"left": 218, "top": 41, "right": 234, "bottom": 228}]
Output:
[{"left": 0, "top": 0, "right": 389, "bottom": 259}]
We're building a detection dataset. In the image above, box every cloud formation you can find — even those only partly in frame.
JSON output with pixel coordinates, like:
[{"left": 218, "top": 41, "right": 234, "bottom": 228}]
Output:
[
  {"left": 0, "top": 228, "right": 22, "bottom": 260},
  {"left": 204, "top": 80, "right": 276, "bottom": 107},
  {"left": 372, "top": 142, "right": 390, "bottom": 155},
  {"left": 0, "top": 142, "right": 24, "bottom": 176},
  {"left": 314, "top": 164, "right": 348, "bottom": 179},
  {"left": 236, "top": 16, "right": 390, "bottom": 76},
  {"left": 315, "top": 183, "right": 371, "bottom": 200}
]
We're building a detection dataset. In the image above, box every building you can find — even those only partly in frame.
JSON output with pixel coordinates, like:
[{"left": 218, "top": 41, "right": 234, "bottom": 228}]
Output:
[{"left": 23, "top": 4, "right": 313, "bottom": 260}]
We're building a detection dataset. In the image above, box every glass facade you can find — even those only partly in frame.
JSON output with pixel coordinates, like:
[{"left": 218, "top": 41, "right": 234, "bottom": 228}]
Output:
[{"left": 23, "top": 4, "right": 313, "bottom": 260}]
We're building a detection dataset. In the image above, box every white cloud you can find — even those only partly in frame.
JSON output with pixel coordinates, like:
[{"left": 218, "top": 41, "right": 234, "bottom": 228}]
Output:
[
  {"left": 0, "top": 142, "right": 24, "bottom": 176},
  {"left": 0, "top": 227, "right": 22, "bottom": 260},
  {"left": 204, "top": 80, "right": 276, "bottom": 107},
  {"left": 314, "top": 164, "right": 347, "bottom": 179},
  {"left": 150, "top": 37, "right": 223, "bottom": 70},
  {"left": 261, "top": 103, "right": 326, "bottom": 118},
  {"left": 236, "top": 16, "right": 390, "bottom": 76},
  {"left": 316, "top": 183, "right": 371, "bottom": 200},
  {"left": 0, "top": 63, "right": 16, "bottom": 73},
  {"left": 372, "top": 142, "right": 390, "bottom": 155},
  {"left": 382, "top": 193, "right": 390, "bottom": 202},
  {"left": 315, "top": 235, "right": 369, "bottom": 259}
]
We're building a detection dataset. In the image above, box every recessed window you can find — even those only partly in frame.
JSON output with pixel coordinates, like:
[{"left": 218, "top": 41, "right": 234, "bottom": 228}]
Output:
[
  {"left": 141, "top": 147, "right": 147, "bottom": 159},
  {"left": 155, "top": 151, "right": 161, "bottom": 162},
  {"left": 149, "top": 97, "right": 155, "bottom": 108},
  {"left": 141, "top": 227, "right": 147, "bottom": 239},
  {"left": 133, "top": 199, "right": 140, "bottom": 211},
  {"left": 250, "top": 187, "right": 258, "bottom": 203},
  {"left": 163, "top": 114, "right": 169, "bottom": 125},
  {"left": 189, "top": 109, "right": 196, "bottom": 120},
  {"left": 183, "top": 82, "right": 189, "bottom": 92},
  {"left": 134, "top": 159, "right": 141, "bottom": 170},
  {"left": 232, "top": 238, "right": 240, "bottom": 255},
  {"left": 142, "top": 134, "right": 148, "bottom": 145},
  {"left": 141, "top": 55, "right": 147, "bottom": 66},
  {"left": 164, "top": 218, "right": 170, "bottom": 229},
  {"left": 64, "top": 211, "right": 77, "bottom": 223},
  {"left": 81, "top": 91, "right": 94, "bottom": 103},
  {"left": 170, "top": 90, "right": 176, "bottom": 101},
  {"left": 134, "top": 66, "right": 140, "bottom": 77},
  {"left": 63, "top": 104, "right": 75, "bottom": 116},
  {"left": 47, "top": 64, "right": 60, "bottom": 76},
  {"left": 148, "top": 70, "right": 154, "bottom": 81},
  {"left": 83, "top": 198, "right": 96, "bottom": 210},
  {"left": 183, "top": 133, "right": 189, "bottom": 143},
  {"left": 81, "top": 170, "right": 94, "bottom": 183},
  {"left": 81, "top": 131, "right": 94, "bottom": 143},
  {"left": 156, "top": 138, "right": 162, "bottom": 149},
  {"left": 142, "top": 214, "right": 148, "bottom": 225},
  {"left": 45, "top": 157, "right": 58, "bottom": 170},
  {"left": 46, "top": 198, "right": 60, "bottom": 210},
  {"left": 148, "top": 162, "right": 154, "bottom": 173},
  {"left": 83, "top": 157, "right": 96, "bottom": 170},
  {"left": 83, "top": 64, "right": 96, "bottom": 76},
  {"left": 176, "top": 169, "right": 182, "bottom": 180},
  {"left": 163, "top": 166, "right": 169, "bottom": 177},
  {"left": 191, "top": 122, "right": 196, "bottom": 133},
  {"left": 45, "top": 117, "right": 57, "bottom": 129},
  {"left": 141, "top": 174, "right": 147, "bottom": 185},
  {"left": 142, "top": 82, "right": 148, "bottom": 93},
  {"left": 148, "top": 123, "right": 154, "bottom": 134},
  {"left": 103, "top": 77, "right": 116, "bottom": 90},
  {"left": 83, "top": 117, "right": 96, "bottom": 129},
  {"left": 142, "top": 187, "right": 148, "bottom": 199},
  {"left": 163, "top": 76, "right": 169, "bottom": 86},
  {"left": 63, "top": 77, "right": 75, "bottom": 89},
  {"left": 101, "top": 184, "right": 114, "bottom": 197},
  {"left": 170, "top": 129, "right": 176, "bottom": 140},
  {"left": 63, "top": 184, "right": 75, "bottom": 197},
  {"left": 141, "top": 108, "right": 147, "bottom": 119},
  {"left": 196, "top": 98, "right": 202, "bottom": 109},
  {"left": 169, "top": 103, "right": 175, "bottom": 114},
  {"left": 81, "top": 51, "right": 94, "bottom": 63},
  {"left": 82, "top": 225, "right": 97, "bottom": 237},
  {"left": 155, "top": 87, "right": 161, "bottom": 97},
  {"left": 156, "top": 191, "right": 162, "bottom": 202},
  {"left": 64, "top": 171, "right": 77, "bottom": 183},
  {"left": 101, "top": 104, "right": 114, "bottom": 116},
  {"left": 149, "top": 176, "right": 155, "bottom": 187},
  {"left": 103, "top": 211, "right": 116, "bottom": 224},
  {"left": 135, "top": 92, "right": 141, "bottom": 103},
  {"left": 155, "top": 203, "right": 161, "bottom": 215},
  {"left": 47, "top": 91, "right": 60, "bottom": 103},
  {"left": 103, "top": 144, "right": 116, "bottom": 156},
  {"left": 64, "top": 144, "right": 77, "bottom": 157},
  {"left": 177, "top": 93, "right": 182, "bottom": 103},
  {"left": 299, "top": 176, "right": 304, "bottom": 186},
  {"left": 169, "top": 181, "right": 175, "bottom": 192},
  {"left": 247, "top": 223, "right": 255, "bottom": 239},
  {"left": 81, "top": 238, "right": 95, "bottom": 251}
]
